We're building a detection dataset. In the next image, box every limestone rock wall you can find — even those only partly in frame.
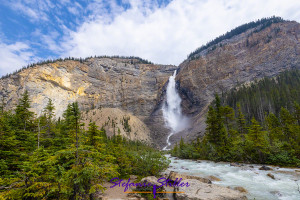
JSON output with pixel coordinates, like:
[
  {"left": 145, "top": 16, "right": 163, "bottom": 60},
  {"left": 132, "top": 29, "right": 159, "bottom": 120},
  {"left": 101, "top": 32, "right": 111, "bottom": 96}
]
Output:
[{"left": 175, "top": 21, "right": 300, "bottom": 143}]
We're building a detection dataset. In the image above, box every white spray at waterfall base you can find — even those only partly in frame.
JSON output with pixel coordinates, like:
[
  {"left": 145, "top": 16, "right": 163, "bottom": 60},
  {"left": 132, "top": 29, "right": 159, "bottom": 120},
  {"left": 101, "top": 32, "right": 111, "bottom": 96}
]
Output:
[{"left": 162, "top": 70, "right": 188, "bottom": 150}]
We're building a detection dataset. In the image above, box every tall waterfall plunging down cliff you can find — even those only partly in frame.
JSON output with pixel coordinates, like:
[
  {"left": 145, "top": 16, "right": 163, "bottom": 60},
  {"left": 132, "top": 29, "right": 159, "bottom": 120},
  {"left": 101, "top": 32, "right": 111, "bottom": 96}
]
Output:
[{"left": 162, "top": 70, "right": 188, "bottom": 150}]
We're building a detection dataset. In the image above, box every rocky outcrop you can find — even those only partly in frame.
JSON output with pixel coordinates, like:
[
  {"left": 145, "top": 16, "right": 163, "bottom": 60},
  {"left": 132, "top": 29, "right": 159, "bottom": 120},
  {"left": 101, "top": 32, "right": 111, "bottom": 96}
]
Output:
[
  {"left": 173, "top": 21, "right": 300, "bottom": 143},
  {"left": 175, "top": 179, "right": 248, "bottom": 200},
  {"left": 82, "top": 108, "right": 151, "bottom": 143}
]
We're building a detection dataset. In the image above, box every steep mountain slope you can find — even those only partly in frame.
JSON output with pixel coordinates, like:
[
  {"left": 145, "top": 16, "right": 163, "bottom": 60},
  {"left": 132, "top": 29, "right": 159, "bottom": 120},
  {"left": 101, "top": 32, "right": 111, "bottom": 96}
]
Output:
[
  {"left": 0, "top": 57, "right": 176, "bottom": 143},
  {"left": 174, "top": 19, "right": 300, "bottom": 143}
]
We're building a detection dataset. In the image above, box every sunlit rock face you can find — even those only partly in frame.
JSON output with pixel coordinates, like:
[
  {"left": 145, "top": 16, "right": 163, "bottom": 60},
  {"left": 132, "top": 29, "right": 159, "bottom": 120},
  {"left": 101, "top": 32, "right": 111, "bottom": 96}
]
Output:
[
  {"left": 175, "top": 21, "right": 300, "bottom": 143},
  {"left": 0, "top": 57, "right": 176, "bottom": 144}
]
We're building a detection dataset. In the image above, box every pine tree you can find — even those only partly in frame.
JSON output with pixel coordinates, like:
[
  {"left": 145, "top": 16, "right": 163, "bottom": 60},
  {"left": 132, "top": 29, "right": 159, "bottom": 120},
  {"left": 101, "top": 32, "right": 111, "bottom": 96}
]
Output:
[
  {"left": 206, "top": 106, "right": 220, "bottom": 146},
  {"left": 0, "top": 96, "right": 5, "bottom": 114},
  {"left": 38, "top": 99, "right": 56, "bottom": 148},
  {"left": 246, "top": 118, "right": 269, "bottom": 162},
  {"left": 293, "top": 102, "right": 300, "bottom": 125},
  {"left": 13, "top": 90, "right": 36, "bottom": 152},
  {"left": 280, "top": 107, "right": 296, "bottom": 141},
  {"left": 236, "top": 103, "right": 246, "bottom": 135},
  {"left": 179, "top": 137, "right": 185, "bottom": 150},
  {"left": 15, "top": 90, "right": 34, "bottom": 131},
  {"left": 86, "top": 122, "right": 103, "bottom": 148},
  {"left": 266, "top": 113, "right": 283, "bottom": 143}
]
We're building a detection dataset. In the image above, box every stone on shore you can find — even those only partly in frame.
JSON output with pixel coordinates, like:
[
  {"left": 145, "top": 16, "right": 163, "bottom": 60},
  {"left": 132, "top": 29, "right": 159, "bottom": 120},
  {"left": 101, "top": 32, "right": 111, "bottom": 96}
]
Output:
[
  {"left": 207, "top": 175, "right": 221, "bottom": 182},
  {"left": 168, "top": 171, "right": 212, "bottom": 184},
  {"left": 230, "top": 163, "right": 242, "bottom": 167},
  {"left": 140, "top": 176, "right": 159, "bottom": 186},
  {"left": 233, "top": 186, "right": 248, "bottom": 193}
]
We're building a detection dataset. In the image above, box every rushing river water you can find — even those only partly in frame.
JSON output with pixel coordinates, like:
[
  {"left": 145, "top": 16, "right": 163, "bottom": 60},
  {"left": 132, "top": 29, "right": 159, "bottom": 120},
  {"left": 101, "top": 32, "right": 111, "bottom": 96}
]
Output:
[{"left": 165, "top": 155, "right": 300, "bottom": 200}]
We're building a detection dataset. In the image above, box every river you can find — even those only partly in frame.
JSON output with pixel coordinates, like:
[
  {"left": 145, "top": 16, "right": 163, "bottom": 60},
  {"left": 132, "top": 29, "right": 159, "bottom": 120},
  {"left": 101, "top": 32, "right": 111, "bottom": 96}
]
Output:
[{"left": 165, "top": 155, "right": 300, "bottom": 200}]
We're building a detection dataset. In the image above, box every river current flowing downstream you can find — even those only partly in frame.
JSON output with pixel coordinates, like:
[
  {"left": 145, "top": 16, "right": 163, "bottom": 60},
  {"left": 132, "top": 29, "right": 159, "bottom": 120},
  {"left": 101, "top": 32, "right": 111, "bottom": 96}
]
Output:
[{"left": 165, "top": 155, "right": 300, "bottom": 200}]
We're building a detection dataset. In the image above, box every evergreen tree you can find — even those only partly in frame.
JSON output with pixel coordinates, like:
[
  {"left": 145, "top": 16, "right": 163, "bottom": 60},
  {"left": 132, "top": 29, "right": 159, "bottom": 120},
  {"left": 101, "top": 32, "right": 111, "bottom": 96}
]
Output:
[
  {"left": 246, "top": 118, "right": 269, "bottom": 162},
  {"left": 266, "top": 113, "right": 283, "bottom": 143},
  {"left": 236, "top": 103, "right": 246, "bottom": 135},
  {"left": 179, "top": 137, "right": 185, "bottom": 150},
  {"left": 86, "top": 122, "right": 104, "bottom": 148},
  {"left": 15, "top": 90, "right": 34, "bottom": 131}
]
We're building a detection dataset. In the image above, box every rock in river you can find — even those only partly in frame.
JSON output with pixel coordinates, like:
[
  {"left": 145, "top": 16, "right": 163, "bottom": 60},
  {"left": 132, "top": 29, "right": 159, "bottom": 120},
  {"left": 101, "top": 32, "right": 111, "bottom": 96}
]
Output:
[{"left": 168, "top": 171, "right": 212, "bottom": 184}]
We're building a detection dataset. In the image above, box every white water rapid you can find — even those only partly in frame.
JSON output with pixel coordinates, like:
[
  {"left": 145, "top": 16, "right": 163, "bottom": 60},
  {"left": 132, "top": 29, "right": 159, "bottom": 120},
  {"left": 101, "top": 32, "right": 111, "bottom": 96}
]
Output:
[
  {"left": 162, "top": 70, "right": 188, "bottom": 150},
  {"left": 166, "top": 155, "right": 300, "bottom": 200}
]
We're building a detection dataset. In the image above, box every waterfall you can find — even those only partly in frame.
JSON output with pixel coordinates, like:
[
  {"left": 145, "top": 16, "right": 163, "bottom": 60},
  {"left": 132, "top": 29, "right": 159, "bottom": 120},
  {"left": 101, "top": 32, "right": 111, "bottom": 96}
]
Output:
[{"left": 162, "top": 70, "right": 187, "bottom": 150}]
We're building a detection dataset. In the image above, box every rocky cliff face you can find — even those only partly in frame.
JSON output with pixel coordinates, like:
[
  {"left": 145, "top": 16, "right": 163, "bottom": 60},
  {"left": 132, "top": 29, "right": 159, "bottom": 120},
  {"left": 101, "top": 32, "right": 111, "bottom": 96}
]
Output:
[
  {"left": 174, "top": 21, "right": 300, "bottom": 143},
  {"left": 0, "top": 57, "right": 176, "bottom": 143}
]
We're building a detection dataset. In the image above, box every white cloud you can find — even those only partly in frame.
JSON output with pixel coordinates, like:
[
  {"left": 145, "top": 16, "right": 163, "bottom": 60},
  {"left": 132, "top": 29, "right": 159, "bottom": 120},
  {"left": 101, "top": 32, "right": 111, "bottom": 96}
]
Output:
[
  {"left": 0, "top": 41, "right": 35, "bottom": 76},
  {"left": 6, "top": 0, "right": 54, "bottom": 22},
  {"left": 2, "top": 0, "right": 300, "bottom": 77},
  {"left": 61, "top": 0, "right": 300, "bottom": 65}
]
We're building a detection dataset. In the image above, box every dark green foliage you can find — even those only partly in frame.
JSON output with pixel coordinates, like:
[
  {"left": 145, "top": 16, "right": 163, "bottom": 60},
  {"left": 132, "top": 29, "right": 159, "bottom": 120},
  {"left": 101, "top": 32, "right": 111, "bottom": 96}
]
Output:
[
  {"left": 0, "top": 91, "right": 169, "bottom": 199},
  {"left": 122, "top": 116, "right": 131, "bottom": 133},
  {"left": 188, "top": 16, "right": 285, "bottom": 60},
  {"left": 222, "top": 69, "right": 300, "bottom": 122},
  {"left": 172, "top": 94, "right": 300, "bottom": 167}
]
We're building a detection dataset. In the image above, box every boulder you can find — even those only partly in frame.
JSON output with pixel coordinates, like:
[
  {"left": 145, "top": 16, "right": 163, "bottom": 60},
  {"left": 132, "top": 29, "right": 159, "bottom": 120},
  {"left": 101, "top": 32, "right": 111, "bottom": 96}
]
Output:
[
  {"left": 207, "top": 175, "right": 221, "bottom": 182},
  {"left": 130, "top": 175, "right": 138, "bottom": 180},
  {"left": 168, "top": 171, "right": 212, "bottom": 184},
  {"left": 230, "top": 163, "right": 241, "bottom": 167},
  {"left": 127, "top": 193, "right": 141, "bottom": 198},
  {"left": 137, "top": 176, "right": 165, "bottom": 199},
  {"left": 259, "top": 166, "right": 273, "bottom": 170},
  {"left": 175, "top": 179, "right": 248, "bottom": 200},
  {"left": 267, "top": 173, "right": 275, "bottom": 180},
  {"left": 233, "top": 186, "right": 248, "bottom": 193},
  {"left": 140, "top": 176, "right": 159, "bottom": 186}
]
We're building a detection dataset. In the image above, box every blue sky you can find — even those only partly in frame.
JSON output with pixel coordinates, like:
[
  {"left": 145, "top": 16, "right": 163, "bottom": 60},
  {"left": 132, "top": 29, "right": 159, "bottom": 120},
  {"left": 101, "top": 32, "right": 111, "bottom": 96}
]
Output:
[{"left": 1, "top": 0, "right": 300, "bottom": 76}]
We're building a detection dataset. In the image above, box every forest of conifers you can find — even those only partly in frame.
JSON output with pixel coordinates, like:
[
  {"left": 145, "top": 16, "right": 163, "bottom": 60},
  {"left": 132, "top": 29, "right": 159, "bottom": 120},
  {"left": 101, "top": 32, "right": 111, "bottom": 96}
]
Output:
[
  {"left": 172, "top": 70, "right": 300, "bottom": 166},
  {"left": 0, "top": 92, "right": 169, "bottom": 199}
]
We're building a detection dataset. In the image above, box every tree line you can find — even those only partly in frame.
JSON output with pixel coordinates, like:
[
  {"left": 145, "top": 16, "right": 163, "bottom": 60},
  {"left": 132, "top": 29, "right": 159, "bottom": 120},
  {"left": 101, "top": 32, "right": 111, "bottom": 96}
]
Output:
[
  {"left": 222, "top": 69, "right": 300, "bottom": 122},
  {"left": 0, "top": 91, "right": 169, "bottom": 199}
]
